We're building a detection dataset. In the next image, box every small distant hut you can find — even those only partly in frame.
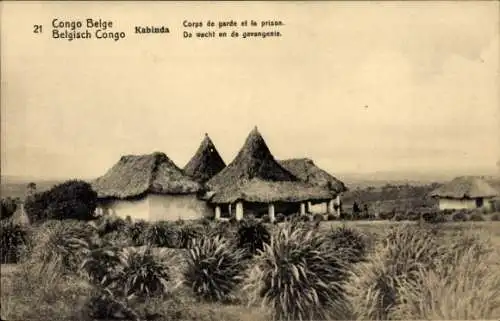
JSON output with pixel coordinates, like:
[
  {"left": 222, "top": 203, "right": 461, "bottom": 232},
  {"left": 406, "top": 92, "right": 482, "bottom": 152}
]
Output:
[
  {"left": 92, "top": 152, "right": 212, "bottom": 221},
  {"left": 429, "top": 176, "right": 499, "bottom": 211},
  {"left": 278, "top": 158, "right": 348, "bottom": 215},
  {"left": 206, "top": 127, "right": 336, "bottom": 221},
  {"left": 183, "top": 133, "right": 226, "bottom": 184}
]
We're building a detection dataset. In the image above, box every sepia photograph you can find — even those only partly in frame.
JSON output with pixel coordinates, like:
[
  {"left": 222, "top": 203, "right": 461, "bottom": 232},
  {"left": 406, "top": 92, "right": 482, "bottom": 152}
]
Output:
[{"left": 1, "top": 1, "right": 499, "bottom": 320}]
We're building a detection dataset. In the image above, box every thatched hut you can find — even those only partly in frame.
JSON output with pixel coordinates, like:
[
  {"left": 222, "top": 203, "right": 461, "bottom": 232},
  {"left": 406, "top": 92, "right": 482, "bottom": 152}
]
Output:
[
  {"left": 92, "top": 152, "right": 212, "bottom": 221},
  {"left": 205, "top": 127, "right": 336, "bottom": 221},
  {"left": 278, "top": 158, "right": 347, "bottom": 215},
  {"left": 183, "top": 133, "right": 226, "bottom": 184},
  {"left": 429, "top": 176, "right": 499, "bottom": 211}
]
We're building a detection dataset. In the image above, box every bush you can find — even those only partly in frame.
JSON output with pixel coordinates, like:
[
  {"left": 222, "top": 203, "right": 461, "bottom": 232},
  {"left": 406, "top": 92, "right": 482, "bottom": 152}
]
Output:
[
  {"left": 24, "top": 180, "right": 98, "bottom": 223},
  {"left": 301, "top": 215, "right": 313, "bottom": 222},
  {"left": 0, "top": 197, "right": 19, "bottom": 220},
  {"left": 184, "top": 235, "right": 246, "bottom": 302},
  {"left": 406, "top": 211, "right": 421, "bottom": 221},
  {"left": 390, "top": 235, "right": 499, "bottom": 320},
  {"left": 243, "top": 224, "right": 351, "bottom": 320},
  {"left": 313, "top": 213, "right": 324, "bottom": 222},
  {"left": 207, "top": 221, "right": 237, "bottom": 241},
  {"left": 327, "top": 213, "right": 336, "bottom": 221},
  {"left": 469, "top": 213, "right": 484, "bottom": 221},
  {"left": 128, "top": 220, "right": 149, "bottom": 246},
  {"left": 144, "top": 221, "right": 178, "bottom": 248},
  {"left": 27, "top": 220, "right": 97, "bottom": 274},
  {"left": 81, "top": 241, "right": 122, "bottom": 287},
  {"left": 346, "top": 224, "right": 443, "bottom": 320},
  {"left": 491, "top": 213, "right": 500, "bottom": 221},
  {"left": 237, "top": 218, "right": 270, "bottom": 257},
  {"left": 3, "top": 262, "right": 94, "bottom": 321},
  {"left": 378, "top": 211, "right": 395, "bottom": 220},
  {"left": 423, "top": 212, "right": 447, "bottom": 223},
  {"left": 261, "top": 214, "right": 270, "bottom": 223},
  {"left": 0, "top": 221, "right": 29, "bottom": 263},
  {"left": 452, "top": 212, "right": 469, "bottom": 222},
  {"left": 393, "top": 212, "right": 406, "bottom": 221},
  {"left": 326, "top": 225, "right": 368, "bottom": 264},
  {"left": 177, "top": 223, "right": 204, "bottom": 248},
  {"left": 115, "top": 246, "right": 172, "bottom": 298},
  {"left": 275, "top": 213, "right": 285, "bottom": 223},
  {"left": 95, "top": 215, "right": 128, "bottom": 237}
]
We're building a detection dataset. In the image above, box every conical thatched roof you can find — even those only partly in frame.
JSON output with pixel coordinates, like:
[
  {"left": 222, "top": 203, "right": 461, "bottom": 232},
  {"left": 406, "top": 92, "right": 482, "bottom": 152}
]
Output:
[
  {"left": 183, "top": 134, "right": 226, "bottom": 183},
  {"left": 429, "top": 176, "right": 499, "bottom": 199},
  {"left": 206, "top": 127, "right": 335, "bottom": 204},
  {"left": 92, "top": 152, "right": 202, "bottom": 199},
  {"left": 278, "top": 158, "right": 348, "bottom": 194}
]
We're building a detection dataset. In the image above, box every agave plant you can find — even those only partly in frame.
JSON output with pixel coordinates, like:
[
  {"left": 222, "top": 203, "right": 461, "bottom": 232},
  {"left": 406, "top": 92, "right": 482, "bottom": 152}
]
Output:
[
  {"left": 28, "top": 220, "right": 96, "bottom": 274},
  {"left": 144, "top": 221, "right": 179, "bottom": 247},
  {"left": 128, "top": 220, "right": 149, "bottom": 246},
  {"left": 112, "top": 246, "right": 171, "bottom": 298},
  {"left": 345, "top": 224, "right": 444, "bottom": 320},
  {"left": 80, "top": 241, "right": 122, "bottom": 287},
  {"left": 184, "top": 235, "right": 246, "bottom": 302},
  {"left": 237, "top": 218, "right": 270, "bottom": 257},
  {"left": 243, "top": 224, "right": 351, "bottom": 320},
  {"left": 326, "top": 225, "right": 369, "bottom": 264},
  {"left": 96, "top": 215, "right": 128, "bottom": 237},
  {"left": 177, "top": 223, "right": 203, "bottom": 248}
]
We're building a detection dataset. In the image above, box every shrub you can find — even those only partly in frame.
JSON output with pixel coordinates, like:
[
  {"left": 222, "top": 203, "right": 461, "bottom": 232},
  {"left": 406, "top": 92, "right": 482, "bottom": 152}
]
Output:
[
  {"left": 243, "top": 224, "right": 351, "bottom": 320},
  {"left": 391, "top": 237, "right": 500, "bottom": 320},
  {"left": 327, "top": 213, "right": 336, "bottom": 221},
  {"left": 96, "top": 215, "right": 128, "bottom": 237},
  {"left": 326, "top": 225, "right": 368, "bottom": 264},
  {"left": 184, "top": 235, "right": 246, "bottom": 302},
  {"left": 0, "top": 197, "right": 19, "bottom": 220},
  {"left": 346, "top": 224, "right": 445, "bottom": 320},
  {"left": 261, "top": 214, "right": 270, "bottom": 223},
  {"left": 300, "top": 215, "right": 313, "bottom": 222},
  {"left": 313, "top": 213, "right": 324, "bottom": 222},
  {"left": 423, "top": 212, "right": 447, "bottom": 223},
  {"left": 24, "top": 180, "right": 98, "bottom": 223},
  {"left": 393, "top": 212, "right": 406, "bottom": 221},
  {"left": 177, "top": 223, "right": 204, "bottom": 248},
  {"left": 114, "top": 246, "right": 172, "bottom": 298},
  {"left": 207, "top": 221, "right": 237, "bottom": 241},
  {"left": 128, "top": 220, "right": 148, "bottom": 246},
  {"left": 491, "top": 212, "right": 500, "bottom": 221},
  {"left": 229, "top": 217, "right": 238, "bottom": 225},
  {"left": 275, "top": 213, "right": 285, "bottom": 223},
  {"left": 3, "top": 262, "right": 94, "bottom": 321},
  {"left": 0, "top": 221, "right": 29, "bottom": 263},
  {"left": 469, "top": 213, "right": 484, "bottom": 221},
  {"left": 406, "top": 211, "right": 421, "bottom": 221},
  {"left": 452, "top": 212, "right": 469, "bottom": 222},
  {"left": 237, "top": 218, "right": 270, "bottom": 257},
  {"left": 144, "top": 221, "right": 178, "bottom": 247},
  {"left": 81, "top": 241, "right": 122, "bottom": 287},
  {"left": 27, "top": 220, "right": 96, "bottom": 274}
]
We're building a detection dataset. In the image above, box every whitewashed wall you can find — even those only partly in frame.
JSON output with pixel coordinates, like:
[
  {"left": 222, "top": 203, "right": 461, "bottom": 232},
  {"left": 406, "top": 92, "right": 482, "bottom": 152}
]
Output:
[
  {"left": 437, "top": 197, "right": 493, "bottom": 211},
  {"left": 149, "top": 194, "right": 212, "bottom": 221},
  {"left": 96, "top": 193, "right": 212, "bottom": 222}
]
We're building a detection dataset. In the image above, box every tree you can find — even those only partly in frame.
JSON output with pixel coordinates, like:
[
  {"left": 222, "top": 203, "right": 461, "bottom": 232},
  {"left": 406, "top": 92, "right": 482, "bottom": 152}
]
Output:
[
  {"left": 0, "top": 197, "right": 19, "bottom": 220},
  {"left": 352, "top": 201, "right": 361, "bottom": 216},
  {"left": 24, "top": 180, "right": 98, "bottom": 223}
]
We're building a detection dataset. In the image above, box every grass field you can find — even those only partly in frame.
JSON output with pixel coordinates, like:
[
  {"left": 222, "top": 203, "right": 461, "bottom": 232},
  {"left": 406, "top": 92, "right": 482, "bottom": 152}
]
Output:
[{"left": 1, "top": 219, "right": 499, "bottom": 321}]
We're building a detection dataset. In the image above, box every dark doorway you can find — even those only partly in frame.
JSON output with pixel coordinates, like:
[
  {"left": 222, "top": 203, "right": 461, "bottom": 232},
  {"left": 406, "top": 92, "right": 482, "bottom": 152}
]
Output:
[{"left": 475, "top": 198, "right": 484, "bottom": 208}]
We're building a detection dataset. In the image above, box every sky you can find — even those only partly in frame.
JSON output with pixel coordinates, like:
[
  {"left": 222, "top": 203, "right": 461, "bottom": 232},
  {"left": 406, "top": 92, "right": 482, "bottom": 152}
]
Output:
[{"left": 1, "top": 1, "right": 499, "bottom": 180}]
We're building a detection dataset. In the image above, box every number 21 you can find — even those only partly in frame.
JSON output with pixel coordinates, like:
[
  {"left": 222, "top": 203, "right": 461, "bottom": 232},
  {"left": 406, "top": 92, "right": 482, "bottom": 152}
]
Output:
[{"left": 33, "top": 25, "right": 42, "bottom": 33}]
